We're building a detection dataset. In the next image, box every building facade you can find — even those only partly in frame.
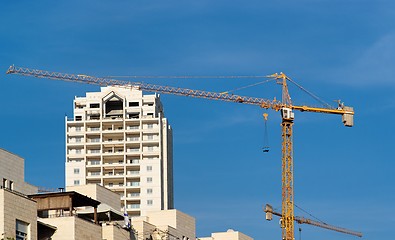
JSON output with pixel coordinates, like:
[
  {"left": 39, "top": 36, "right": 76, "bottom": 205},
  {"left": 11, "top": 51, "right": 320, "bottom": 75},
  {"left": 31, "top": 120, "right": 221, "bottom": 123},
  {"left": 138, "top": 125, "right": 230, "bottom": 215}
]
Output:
[
  {"left": 131, "top": 209, "right": 196, "bottom": 240},
  {"left": 198, "top": 229, "right": 254, "bottom": 240},
  {"left": 65, "top": 86, "right": 174, "bottom": 217},
  {"left": 0, "top": 148, "right": 38, "bottom": 240},
  {"left": 0, "top": 148, "right": 37, "bottom": 195}
]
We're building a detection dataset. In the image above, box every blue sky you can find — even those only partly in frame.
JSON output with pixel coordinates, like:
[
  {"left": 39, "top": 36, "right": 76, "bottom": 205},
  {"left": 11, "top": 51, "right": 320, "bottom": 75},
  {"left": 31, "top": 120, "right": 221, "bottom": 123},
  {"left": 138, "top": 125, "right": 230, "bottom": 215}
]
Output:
[{"left": 1, "top": 0, "right": 394, "bottom": 239}]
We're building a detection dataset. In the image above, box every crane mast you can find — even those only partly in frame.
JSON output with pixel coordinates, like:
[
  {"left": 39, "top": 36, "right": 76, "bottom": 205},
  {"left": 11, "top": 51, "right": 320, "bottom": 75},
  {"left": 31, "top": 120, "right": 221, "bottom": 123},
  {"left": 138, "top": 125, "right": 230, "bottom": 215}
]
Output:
[{"left": 6, "top": 65, "right": 355, "bottom": 240}]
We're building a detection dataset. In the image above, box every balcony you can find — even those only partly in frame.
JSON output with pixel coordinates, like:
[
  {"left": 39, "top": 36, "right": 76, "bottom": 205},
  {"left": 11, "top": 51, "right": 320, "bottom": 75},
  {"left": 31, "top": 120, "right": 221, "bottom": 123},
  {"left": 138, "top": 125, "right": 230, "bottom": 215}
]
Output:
[
  {"left": 127, "top": 204, "right": 140, "bottom": 210},
  {"left": 86, "top": 150, "right": 101, "bottom": 156},
  {"left": 125, "top": 193, "right": 140, "bottom": 200},
  {"left": 127, "top": 159, "right": 140, "bottom": 165},
  {"left": 86, "top": 173, "right": 101, "bottom": 180},
  {"left": 126, "top": 137, "right": 140, "bottom": 142},
  {"left": 126, "top": 182, "right": 140, "bottom": 188},
  {"left": 127, "top": 171, "right": 140, "bottom": 176}
]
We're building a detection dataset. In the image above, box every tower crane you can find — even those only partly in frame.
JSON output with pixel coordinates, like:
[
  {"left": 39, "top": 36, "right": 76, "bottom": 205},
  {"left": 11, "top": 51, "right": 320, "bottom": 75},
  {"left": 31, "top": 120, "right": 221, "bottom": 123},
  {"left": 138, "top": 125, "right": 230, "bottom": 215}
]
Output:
[{"left": 6, "top": 65, "right": 355, "bottom": 240}]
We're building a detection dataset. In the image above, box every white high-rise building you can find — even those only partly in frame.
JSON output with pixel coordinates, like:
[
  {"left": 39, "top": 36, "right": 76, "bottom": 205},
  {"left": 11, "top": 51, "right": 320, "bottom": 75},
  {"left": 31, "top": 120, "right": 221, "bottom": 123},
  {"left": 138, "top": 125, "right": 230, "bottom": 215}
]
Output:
[{"left": 65, "top": 86, "right": 174, "bottom": 217}]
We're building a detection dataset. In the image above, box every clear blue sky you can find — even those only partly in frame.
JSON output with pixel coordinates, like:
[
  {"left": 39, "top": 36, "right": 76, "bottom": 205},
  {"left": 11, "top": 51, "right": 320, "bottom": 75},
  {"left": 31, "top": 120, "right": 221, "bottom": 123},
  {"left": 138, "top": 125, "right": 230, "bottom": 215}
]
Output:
[{"left": 1, "top": 1, "right": 394, "bottom": 239}]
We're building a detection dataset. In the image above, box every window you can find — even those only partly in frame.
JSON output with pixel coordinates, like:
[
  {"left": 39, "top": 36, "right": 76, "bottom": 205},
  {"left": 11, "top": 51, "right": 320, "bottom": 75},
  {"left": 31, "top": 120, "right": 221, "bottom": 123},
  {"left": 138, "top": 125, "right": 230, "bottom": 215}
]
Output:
[
  {"left": 129, "top": 159, "right": 139, "bottom": 164},
  {"left": 130, "top": 182, "right": 139, "bottom": 186},
  {"left": 91, "top": 160, "right": 100, "bottom": 165},
  {"left": 75, "top": 104, "right": 85, "bottom": 109},
  {"left": 75, "top": 137, "right": 82, "bottom": 143},
  {"left": 75, "top": 126, "right": 81, "bottom": 132},
  {"left": 129, "top": 204, "right": 140, "bottom": 209},
  {"left": 74, "top": 180, "right": 80, "bottom": 185},
  {"left": 147, "top": 135, "right": 154, "bottom": 140},
  {"left": 74, "top": 168, "right": 80, "bottom": 174},
  {"left": 2, "top": 178, "right": 7, "bottom": 188},
  {"left": 108, "top": 183, "right": 113, "bottom": 187},
  {"left": 147, "top": 200, "right": 153, "bottom": 206},
  {"left": 128, "top": 148, "right": 139, "bottom": 152},
  {"left": 129, "top": 113, "right": 139, "bottom": 119},
  {"left": 148, "top": 146, "right": 154, "bottom": 152},
  {"left": 147, "top": 166, "right": 153, "bottom": 172},
  {"left": 16, "top": 220, "right": 29, "bottom": 240},
  {"left": 9, "top": 180, "right": 14, "bottom": 190},
  {"left": 147, "top": 177, "right": 152, "bottom": 183},
  {"left": 76, "top": 149, "right": 82, "bottom": 154},
  {"left": 129, "top": 102, "right": 139, "bottom": 107},
  {"left": 147, "top": 188, "right": 153, "bottom": 194},
  {"left": 147, "top": 124, "right": 153, "bottom": 129},
  {"left": 75, "top": 116, "right": 82, "bottom": 121},
  {"left": 90, "top": 103, "right": 100, "bottom": 108}
]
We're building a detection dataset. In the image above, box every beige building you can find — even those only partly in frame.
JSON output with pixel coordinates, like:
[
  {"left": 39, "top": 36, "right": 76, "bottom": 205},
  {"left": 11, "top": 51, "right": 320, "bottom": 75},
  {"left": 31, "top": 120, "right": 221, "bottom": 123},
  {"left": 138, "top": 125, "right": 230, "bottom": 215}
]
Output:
[
  {"left": 0, "top": 148, "right": 37, "bottom": 195},
  {"left": 0, "top": 188, "right": 38, "bottom": 240},
  {"left": 198, "top": 229, "right": 254, "bottom": 240},
  {"left": 0, "top": 148, "right": 38, "bottom": 240},
  {"left": 132, "top": 209, "right": 196, "bottom": 240},
  {"left": 65, "top": 86, "right": 174, "bottom": 217},
  {"left": 30, "top": 190, "right": 123, "bottom": 240}
]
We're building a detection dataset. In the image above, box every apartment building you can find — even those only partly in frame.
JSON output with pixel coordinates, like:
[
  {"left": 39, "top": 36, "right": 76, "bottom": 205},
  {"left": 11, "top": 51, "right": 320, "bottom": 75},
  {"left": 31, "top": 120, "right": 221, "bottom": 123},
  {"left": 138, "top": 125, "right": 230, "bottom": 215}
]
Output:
[{"left": 65, "top": 86, "right": 174, "bottom": 217}]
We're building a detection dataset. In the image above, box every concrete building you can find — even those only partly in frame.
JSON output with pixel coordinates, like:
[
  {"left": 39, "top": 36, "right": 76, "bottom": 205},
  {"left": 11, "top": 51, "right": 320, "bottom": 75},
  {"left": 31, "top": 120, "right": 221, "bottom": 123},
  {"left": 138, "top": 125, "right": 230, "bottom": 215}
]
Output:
[
  {"left": 198, "top": 229, "right": 254, "bottom": 240},
  {"left": 0, "top": 148, "right": 37, "bottom": 195},
  {"left": 0, "top": 188, "right": 38, "bottom": 240},
  {"left": 0, "top": 149, "right": 38, "bottom": 240},
  {"left": 131, "top": 209, "right": 196, "bottom": 240},
  {"left": 65, "top": 86, "right": 174, "bottom": 217}
]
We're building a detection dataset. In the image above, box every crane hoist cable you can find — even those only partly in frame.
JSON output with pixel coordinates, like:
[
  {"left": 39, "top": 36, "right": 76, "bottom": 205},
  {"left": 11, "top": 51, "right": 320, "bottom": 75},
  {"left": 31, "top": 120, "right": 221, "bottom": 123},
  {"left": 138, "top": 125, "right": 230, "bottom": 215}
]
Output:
[
  {"left": 286, "top": 76, "right": 332, "bottom": 109},
  {"left": 220, "top": 78, "right": 276, "bottom": 95},
  {"left": 294, "top": 203, "right": 326, "bottom": 224},
  {"left": 262, "top": 113, "right": 270, "bottom": 153}
]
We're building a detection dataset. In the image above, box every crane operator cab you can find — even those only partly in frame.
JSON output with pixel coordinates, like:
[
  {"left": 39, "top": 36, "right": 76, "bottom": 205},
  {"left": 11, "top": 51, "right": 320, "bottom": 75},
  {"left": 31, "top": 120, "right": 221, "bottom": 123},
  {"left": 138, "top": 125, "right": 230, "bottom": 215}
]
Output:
[{"left": 281, "top": 108, "right": 294, "bottom": 121}]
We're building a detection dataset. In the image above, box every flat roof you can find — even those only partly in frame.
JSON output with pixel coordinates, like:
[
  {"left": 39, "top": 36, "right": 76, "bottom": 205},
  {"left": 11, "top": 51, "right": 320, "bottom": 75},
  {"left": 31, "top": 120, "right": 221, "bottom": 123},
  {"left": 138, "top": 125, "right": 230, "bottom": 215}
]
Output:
[{"left": 29, "top": 191, "right": 100, "bottom": 210}]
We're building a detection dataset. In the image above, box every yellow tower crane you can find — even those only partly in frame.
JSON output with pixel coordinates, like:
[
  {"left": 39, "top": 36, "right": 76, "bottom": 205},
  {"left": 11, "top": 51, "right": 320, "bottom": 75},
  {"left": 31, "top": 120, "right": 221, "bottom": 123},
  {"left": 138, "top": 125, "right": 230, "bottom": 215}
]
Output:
[{"left": 6, "top": 66, "right": 355, "bottom": 240}]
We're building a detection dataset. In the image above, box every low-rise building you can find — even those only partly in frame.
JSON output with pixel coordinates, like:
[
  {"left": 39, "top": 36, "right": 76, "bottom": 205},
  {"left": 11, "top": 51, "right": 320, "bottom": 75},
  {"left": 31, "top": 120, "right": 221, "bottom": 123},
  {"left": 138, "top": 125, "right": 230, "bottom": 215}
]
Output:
[
  {"left": 131, "top": 209, "right": 195, "bottom": 240},
  {"left": 0, "top": 147, "right": 255, "bottom": 240},
  {"left": 0, "top": 148, "right": 37, "bottom": 195},
  {"left": 0, "top": 148, "right": 38, "bottom": 240},
  {"left": 0, "top": 188, "right": 37, "bottom": 240},
  {"left": 198, "top": 229, "right": 254, "bottom": 240}
]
